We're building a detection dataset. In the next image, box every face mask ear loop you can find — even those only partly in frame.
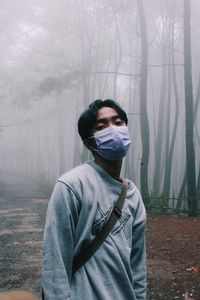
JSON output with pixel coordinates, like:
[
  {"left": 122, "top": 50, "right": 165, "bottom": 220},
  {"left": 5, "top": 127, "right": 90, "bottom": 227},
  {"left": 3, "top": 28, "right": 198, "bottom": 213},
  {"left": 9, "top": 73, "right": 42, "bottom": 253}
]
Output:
[
  {"left": 84, "top": 136, "right": 98, "bottom": 152},
  {"left": 87, "top": 135, "right": 94, "bottom": 140}
]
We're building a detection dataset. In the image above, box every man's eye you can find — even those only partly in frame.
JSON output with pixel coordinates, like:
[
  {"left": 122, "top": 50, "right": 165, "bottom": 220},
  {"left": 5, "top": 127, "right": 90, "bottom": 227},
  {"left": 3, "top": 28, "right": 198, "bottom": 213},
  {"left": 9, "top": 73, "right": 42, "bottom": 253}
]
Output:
[
  {"left": 115, "top": 120, "right": 124, "bottom": 126},
  {"left": 96, "top": 125, "right": 106, "bottom": 131}
]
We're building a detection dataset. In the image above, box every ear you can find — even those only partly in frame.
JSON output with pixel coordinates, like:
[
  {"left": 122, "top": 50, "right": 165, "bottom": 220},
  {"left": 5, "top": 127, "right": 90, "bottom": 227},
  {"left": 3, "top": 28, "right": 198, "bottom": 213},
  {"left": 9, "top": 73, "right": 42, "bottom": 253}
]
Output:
[{"left": 83, "top": 138, "right": 96, "bottom": 151}]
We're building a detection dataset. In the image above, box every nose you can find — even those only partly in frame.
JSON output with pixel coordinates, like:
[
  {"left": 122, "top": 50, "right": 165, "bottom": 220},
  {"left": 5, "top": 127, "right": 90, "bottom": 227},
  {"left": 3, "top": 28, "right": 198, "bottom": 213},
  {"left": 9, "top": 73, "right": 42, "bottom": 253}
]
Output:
[{"left": 108, "top": 121, "right": 114, "bottom": 127}]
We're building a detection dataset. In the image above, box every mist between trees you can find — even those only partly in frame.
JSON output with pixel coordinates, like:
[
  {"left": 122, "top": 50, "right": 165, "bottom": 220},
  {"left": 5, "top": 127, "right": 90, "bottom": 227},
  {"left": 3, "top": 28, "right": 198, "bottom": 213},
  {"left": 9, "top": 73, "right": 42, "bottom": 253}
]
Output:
[{"left": 0, "top": 0, "right": 200, "bottom": 216}]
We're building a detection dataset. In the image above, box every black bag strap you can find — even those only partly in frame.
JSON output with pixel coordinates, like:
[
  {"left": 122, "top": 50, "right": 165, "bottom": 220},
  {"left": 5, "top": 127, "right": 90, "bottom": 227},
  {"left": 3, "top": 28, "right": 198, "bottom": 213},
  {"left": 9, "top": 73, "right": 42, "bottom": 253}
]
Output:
[{"left": 72, "top": 178, "right": 128, "bottom": 274}]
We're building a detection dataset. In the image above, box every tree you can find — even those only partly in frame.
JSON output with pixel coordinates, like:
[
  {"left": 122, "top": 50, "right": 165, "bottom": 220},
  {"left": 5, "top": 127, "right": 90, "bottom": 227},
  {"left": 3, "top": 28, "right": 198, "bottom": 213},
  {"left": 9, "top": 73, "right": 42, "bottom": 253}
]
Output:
[
  {"left": 152, "top": 41, "right": 168, "bottom": 194},
  {"left": 137, "top": 0, "right": 150, "bottom": 205},
  {"left": 183, "top": 0, "right": 198, "bottom": 216},
  {"left": 162, "top": 1, "right": 180, "bottom": 198}
]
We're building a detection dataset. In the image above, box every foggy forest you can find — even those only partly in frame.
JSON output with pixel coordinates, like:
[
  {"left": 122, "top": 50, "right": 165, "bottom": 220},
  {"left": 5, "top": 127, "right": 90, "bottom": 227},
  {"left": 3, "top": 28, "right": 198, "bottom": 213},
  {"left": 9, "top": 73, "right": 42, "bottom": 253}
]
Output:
[{"left": 0, "top": 0, "right": 200, "bottom": 216}]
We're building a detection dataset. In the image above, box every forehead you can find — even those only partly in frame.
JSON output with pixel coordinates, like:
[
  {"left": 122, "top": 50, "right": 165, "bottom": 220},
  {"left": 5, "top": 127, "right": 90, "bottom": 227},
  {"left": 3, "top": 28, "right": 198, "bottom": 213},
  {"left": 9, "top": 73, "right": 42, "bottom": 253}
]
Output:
[{"left": 97, "top": 107, "right": 118, "bottom": 120}]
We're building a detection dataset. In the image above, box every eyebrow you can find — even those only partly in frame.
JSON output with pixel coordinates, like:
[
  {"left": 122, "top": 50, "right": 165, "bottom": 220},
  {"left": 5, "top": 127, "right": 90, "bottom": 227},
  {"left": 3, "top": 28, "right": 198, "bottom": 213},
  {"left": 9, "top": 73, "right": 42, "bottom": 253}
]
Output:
[{"left": 96, "top": 114, "right": 121, "bottom": 124}]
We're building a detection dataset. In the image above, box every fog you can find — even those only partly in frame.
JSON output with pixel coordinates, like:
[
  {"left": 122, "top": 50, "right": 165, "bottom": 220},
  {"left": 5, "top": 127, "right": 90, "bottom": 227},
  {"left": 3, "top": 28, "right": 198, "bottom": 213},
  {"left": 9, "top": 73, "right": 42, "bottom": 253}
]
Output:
[{"left": 0, "top": 0, "right": 200, "bottom": 213}]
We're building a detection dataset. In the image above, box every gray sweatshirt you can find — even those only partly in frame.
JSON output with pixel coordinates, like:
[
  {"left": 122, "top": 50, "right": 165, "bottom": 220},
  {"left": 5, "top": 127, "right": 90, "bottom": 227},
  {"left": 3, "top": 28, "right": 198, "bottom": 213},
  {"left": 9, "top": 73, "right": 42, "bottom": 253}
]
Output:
[{"left": 42, "top": 160, "right": 146, "bottom": 300}]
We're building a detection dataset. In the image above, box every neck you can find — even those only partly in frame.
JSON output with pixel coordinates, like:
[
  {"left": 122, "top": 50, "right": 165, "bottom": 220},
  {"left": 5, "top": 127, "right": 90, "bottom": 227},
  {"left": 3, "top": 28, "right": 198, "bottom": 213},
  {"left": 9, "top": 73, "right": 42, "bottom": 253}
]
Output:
[{"left": 94, "top": 154, "right": 122, "bottom": 181}]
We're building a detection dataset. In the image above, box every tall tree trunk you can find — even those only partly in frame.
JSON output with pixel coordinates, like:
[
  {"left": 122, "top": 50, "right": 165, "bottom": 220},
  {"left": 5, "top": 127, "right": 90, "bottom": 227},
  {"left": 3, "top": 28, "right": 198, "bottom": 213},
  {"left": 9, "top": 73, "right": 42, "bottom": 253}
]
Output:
[
  {"left": 152, "top": 51, "right": 167, "bottom": 194},
  {"left": 113, "top": 14, "right": 122, "bottom": 99},
  {"left": 125, "top": 39, "right": 135, "bottom": 180},
  {"left": 177, "top": 72, "right": 200, "bottom": 205},
  {"left": 162, "top": 62, "right": 171, "bottom": 197},
  {"left": 75, "top": 10, "right": 94, "bottom": 164},
  {"left": 197, "top": 164, "right": 200, "bottom": 197},
  {"left": 183, "top": 0, "right": 198, "bottom": 216},
  {"left": 162, "top": 6, "right": 180, "bottom": 198},
  {"left": 137, "top": 0, "right": 150, "bottom": 205},
  {"left": 73, "top": 94, "right": 83, "bottom": 167},
  {"left": 57, "top": 111, "right": 66, "bottom": 175}
]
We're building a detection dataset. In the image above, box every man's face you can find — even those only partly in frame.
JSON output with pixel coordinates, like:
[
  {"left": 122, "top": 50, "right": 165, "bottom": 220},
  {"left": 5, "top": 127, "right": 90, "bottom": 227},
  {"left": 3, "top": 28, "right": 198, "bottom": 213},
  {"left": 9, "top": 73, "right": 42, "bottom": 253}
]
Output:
[
  {"left": 84, "top": 106, "right": 129, "bottom": 157},
  {"left": 91, "top": 106, "right": 126, "bottom": 135}
]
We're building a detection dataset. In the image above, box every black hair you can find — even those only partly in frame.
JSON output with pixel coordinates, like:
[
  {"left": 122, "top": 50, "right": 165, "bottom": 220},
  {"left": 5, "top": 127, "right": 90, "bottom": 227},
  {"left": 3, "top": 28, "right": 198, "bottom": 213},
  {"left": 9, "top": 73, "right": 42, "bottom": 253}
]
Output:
[{"left": 78, "top": 99, "right": 128, "bottom": 140}]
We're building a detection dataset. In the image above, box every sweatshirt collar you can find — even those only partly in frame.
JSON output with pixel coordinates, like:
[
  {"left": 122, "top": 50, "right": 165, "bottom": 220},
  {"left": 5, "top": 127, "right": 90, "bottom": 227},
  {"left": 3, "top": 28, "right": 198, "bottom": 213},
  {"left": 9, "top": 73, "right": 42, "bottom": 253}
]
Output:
[{"left": 86, "top": 160, "right": 124, "bottom": 191}]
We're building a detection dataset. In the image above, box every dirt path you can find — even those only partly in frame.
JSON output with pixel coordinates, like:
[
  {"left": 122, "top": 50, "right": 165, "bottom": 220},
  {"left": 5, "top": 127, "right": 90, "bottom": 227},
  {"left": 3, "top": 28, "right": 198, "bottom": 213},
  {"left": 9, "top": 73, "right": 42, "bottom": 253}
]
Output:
[
  {"left": 0, "top": 177, "right": 199, "bottom": 299},
  {"left": 0, "top": 175, "right": 47, "bottom": 297},
  {"left": 0, "top": 197, "right": 47, "bottom": 297}
]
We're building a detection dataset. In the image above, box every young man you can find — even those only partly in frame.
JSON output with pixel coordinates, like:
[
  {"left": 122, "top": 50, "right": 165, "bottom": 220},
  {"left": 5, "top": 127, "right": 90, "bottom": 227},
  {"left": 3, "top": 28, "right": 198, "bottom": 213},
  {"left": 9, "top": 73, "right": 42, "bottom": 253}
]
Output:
[{"left": 42, "top": 99, "right": 146, "bottom": 300}]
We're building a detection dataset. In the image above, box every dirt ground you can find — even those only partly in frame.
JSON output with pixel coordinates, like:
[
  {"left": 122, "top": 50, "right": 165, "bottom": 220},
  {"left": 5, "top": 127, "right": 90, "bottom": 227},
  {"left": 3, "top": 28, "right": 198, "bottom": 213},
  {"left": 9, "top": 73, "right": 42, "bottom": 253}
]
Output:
[
  {"left": 0, "top": 176, "right": 200, "bottom": 299},
  {"left": 147, "top": 215, "right": 200, "bottom": 299}
]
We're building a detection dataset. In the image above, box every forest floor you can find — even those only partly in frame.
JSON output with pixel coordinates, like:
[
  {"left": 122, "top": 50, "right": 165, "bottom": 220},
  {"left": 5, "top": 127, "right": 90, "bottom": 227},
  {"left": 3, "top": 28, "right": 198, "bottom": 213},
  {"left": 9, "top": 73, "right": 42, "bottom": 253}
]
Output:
[
  {"left": 0, "top": 173, "right": 200, "bottom": 300},
  {"left": 147, "top": 215, "right": 200, "bottom": 299}
]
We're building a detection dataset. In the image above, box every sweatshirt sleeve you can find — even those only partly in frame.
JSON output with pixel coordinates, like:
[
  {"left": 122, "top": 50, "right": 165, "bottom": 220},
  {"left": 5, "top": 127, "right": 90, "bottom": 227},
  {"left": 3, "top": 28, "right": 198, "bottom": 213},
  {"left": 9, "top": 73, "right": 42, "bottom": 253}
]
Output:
[
  {"left": 42, "top": 181, "right": 80, "bottom": 300},
  {"left": 130, "top": 192, "right": 147, "bottom": 300}
]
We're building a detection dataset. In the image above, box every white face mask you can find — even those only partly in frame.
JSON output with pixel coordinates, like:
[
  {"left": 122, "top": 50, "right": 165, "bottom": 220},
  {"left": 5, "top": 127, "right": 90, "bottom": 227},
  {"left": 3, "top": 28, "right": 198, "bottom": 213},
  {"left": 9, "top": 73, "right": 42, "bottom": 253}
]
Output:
[{"left": 90, "top": 125, "right": 131, "bottom": 160}]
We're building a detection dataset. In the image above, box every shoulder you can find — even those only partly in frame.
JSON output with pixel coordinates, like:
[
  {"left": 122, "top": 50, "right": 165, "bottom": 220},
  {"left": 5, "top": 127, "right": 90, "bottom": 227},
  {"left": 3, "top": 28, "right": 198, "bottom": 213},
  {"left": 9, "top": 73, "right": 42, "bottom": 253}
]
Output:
[
  {"left": 48, "top": 163, "right": 94, "bottom": 210},
  {"left": 57, "top": 161, "right": 97, "bottom": 189},
  {"left": 127, "top": 179, "right": 142, "bottom": 199},
  {"left": 126, "top": 179, "right": 146, "bottom": 217}
]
